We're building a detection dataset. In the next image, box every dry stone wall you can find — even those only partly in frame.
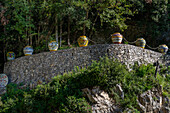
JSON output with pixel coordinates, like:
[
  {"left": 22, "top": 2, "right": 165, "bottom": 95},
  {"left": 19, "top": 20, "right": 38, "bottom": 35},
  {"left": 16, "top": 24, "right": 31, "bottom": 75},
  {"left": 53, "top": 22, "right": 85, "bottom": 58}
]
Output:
[{"left": 3, "top": 44, "right": 170, "bottom": 85}]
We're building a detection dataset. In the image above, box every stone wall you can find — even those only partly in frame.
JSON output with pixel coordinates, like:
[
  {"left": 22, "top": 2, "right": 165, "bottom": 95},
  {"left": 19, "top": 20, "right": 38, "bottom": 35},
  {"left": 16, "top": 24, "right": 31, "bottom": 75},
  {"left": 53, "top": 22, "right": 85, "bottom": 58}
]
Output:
[{"left": 3, "top": 44, "right": 170, "bottom": 85}]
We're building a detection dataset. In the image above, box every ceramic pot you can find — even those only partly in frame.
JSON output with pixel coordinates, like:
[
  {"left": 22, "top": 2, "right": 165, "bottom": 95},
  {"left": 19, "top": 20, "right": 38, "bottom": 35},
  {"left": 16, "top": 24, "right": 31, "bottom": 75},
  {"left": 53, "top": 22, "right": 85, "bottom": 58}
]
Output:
[
  {"left": 48, "top": 41, "right": 58, "bottom": 51},
  {"left": 111, "top": 33, "right": 123, "bottom": 44},
  {"left": 135, "top": 38, "right": 146, "bottom": 48},
  {"left": 0, "top": 74, "right": 8, "bottom": 87},
  {"left": 158, "top": 44, "right": 168, "bottom": 54},
  {"left": 23, "top": 46, "right": 33, "bottom": 56},
  {"left": 78, "top": 36, "right": 88, "bottom": 47},
  {"left": 7, "top": 52, "right": 15, "bottom": 60}
]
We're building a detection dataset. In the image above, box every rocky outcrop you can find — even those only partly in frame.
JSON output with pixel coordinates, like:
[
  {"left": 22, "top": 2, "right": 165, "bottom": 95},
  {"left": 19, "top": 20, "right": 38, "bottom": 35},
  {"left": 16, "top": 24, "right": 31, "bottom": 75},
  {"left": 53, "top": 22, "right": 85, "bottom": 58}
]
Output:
[
  {"left": 82, "top": 86, "right": 122, "bottom": 113},
  {"left": 137, "top": 86, "right": 170, "bottom": 113},
  {"left": 82, "top": 86, "right": 170, "bottom": 113}
]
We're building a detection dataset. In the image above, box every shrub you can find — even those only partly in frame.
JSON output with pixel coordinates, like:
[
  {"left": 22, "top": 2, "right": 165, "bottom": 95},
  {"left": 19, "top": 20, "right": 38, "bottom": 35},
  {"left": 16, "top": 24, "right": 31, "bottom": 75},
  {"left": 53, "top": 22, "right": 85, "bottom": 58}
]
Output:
[
  {"left": 0, "top": 57, "right": 169, "bottom": 112},
  {"left": 59, "top": 96, "right": 91, "bottom": 113}
]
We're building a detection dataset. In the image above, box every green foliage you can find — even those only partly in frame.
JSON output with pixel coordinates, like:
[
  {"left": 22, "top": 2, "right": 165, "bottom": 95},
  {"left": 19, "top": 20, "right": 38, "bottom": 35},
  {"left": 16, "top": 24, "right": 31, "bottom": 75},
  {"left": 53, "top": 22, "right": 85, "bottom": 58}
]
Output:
[
  {"left": 158, "top": 65, "right": 170, "bottom": 98},
  {"left": 130, "top": 0, "right": 169, "bottom": 46},
  {"left": 0, "top": 57, "right": 169, "bottom": 112},
  {"left": 1, "top": 0, "right": 35, "bottom": 39},
  {"left": 133, "top": 63, "right": 155, "bottom": 77},
  {"left": 59, "top": 96, "right": 91, "bottom": 113},
  {"left": 0, "top": 0, "right": 168, "bottom": 68},
  {"left": 97, "top": 0, "right": 136, "bottom": 31}
]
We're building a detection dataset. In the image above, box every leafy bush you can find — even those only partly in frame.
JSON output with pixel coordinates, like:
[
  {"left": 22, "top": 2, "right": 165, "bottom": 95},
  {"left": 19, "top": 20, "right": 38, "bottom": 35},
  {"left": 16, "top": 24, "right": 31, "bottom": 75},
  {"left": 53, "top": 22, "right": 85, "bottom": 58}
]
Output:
[
  {"left": 0, "top": 57, "right": 169, "bottom": 112},
  {"left": 59, "top": 96, "right": 91, "bottom": 113}
]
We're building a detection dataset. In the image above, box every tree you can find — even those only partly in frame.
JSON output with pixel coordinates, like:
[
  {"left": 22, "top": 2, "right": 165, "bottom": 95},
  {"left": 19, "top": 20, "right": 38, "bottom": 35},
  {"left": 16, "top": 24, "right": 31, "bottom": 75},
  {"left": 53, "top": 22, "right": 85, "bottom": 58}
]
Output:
[
  {"left": 128, "top": 0, "right": 169, "bottom": 46},
  {"left": 0, "top": 0, "right": 35, "bottom": 59}
]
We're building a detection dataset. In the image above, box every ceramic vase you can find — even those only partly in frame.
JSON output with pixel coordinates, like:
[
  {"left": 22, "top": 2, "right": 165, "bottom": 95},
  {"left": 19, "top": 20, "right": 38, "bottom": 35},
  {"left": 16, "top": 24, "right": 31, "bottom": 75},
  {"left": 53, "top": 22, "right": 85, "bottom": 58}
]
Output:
[
  {"left": 0, "top": 74, "right": 8, "bottom": 87},
  {"left": 78, "top": 36, "right": 88, "bottom": 47},
  {"left": 158, "top": 44, "right": 168, "bottom": 54},
  {"left": 7, "top": 52, "right": 15, "bottom": 60},
  {"left": 135, "top": 38, "right": 146, "bottom": 48},
  {"left": 48, "top": 41, "right": 58, "bottom": 51},
  {"left": 23, "top": 46, "right": 33, "bottom": 56},
  {"left": 111, "top": 32, "right": 123, "bottom": 44}
]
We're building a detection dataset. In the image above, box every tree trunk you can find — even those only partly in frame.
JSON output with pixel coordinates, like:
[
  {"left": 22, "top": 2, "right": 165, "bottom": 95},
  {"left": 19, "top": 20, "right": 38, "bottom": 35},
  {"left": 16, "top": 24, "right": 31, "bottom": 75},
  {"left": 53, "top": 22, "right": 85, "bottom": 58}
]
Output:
[
  {"left": 37, "top": 26, "right": 40, "bottom": 46},
  {"left": 73, "top": 31, "right": 78, "bottom": 44},
  {"left": 89, "top": 14, "right": 99, "bottom": 39},
  {"left": 30, "top": 37, "right": 32, "bottom": 46},
  {"left": 3, "top": 41, "right": 8, "bottom": 62},
  {"left": 68, "top": 16, "right": 71, "bottom": 46},
  {"left": 30, "top": 28, "right": 32, "bottom": 46},
  {"left": 46, "top": 32, "right": 49, "bottom": 49},
  {"left": 83, "top": 23, "right": 85, "bottom": 36},
  {"left": 60, "top": 21, "right": 63, "bottom": 48},
  {"left": 3, "top": 44, "right": 6, "bottom": 63},
  {"left": 55, "top": 15, "right": 58, "bottom": 44},
  {"left": 29, "top": 16, "right": 32, "bottom": 46},
  {"left": 3, "top": 29, "right": 6, "bottom": 62},
  {"left": 83, "top": 10, "right": 89, "bottom": 36},
  {"left": 27, "top": 36, "right": 29, "bottom": 46}
]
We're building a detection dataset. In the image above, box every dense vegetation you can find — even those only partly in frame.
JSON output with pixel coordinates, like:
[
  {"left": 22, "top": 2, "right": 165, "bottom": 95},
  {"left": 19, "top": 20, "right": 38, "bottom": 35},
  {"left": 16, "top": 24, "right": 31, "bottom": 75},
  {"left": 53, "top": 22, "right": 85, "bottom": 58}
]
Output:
[
  {"left": 0, "top": 0, "right": 169, "bottom": 72},
  {"left": 0, "top": 1, "right": 169, "bottom": 112},
  {"left": 0, "top": 57, "right": 169, "bottom": 113}
]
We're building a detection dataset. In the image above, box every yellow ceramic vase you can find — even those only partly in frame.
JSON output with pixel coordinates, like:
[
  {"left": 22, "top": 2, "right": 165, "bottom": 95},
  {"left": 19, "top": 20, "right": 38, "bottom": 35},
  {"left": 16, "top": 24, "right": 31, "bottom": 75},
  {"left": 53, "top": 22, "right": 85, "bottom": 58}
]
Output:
[
  {"left": 135, "top": 38, "right": 146, "bottom": 48},
  {"left": 48, "top": 41, "right": 58, "bottom": 51},
  {"left": 7, "top": 52, "right": 15, "bottom": 60},
  {"left": 78, "top": 36, "right": 88, "bottom": 47},
  {"left": 158, "top": 44, "right": 168, "bottom": 54},
  {"left": 111, "top": 32, "right": 123, "bottom": 44},
  {"left": 23, "top": 46, "right": 34, "bottom": 56}
]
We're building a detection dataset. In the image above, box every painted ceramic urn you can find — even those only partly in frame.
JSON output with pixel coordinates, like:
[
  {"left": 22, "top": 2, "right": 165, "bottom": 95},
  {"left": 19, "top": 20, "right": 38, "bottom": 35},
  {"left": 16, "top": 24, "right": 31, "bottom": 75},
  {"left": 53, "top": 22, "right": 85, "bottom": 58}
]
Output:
[
  {"left": 23, "top": 46, "right": 33, "bottom": 56},
  {"left": 7, "top": 52, "right": 15, "bottom": 60},
  {"left": 0, "top": 74, "right": 8, "bottom": 87},
  {"left": 111, "top": 32, "right": 123, "bottom": 44},
  {"left": 78, "top": 36, "right": 88, "bottom": 47},
  {"left": 135, "top": 38, "right": 146, "bottom": 48},
  {"left": 48, "top": 41, "right": 58, "bottom": 51},
  {"left": 158, "top": 44, "right": 168, "bottom": 54}
]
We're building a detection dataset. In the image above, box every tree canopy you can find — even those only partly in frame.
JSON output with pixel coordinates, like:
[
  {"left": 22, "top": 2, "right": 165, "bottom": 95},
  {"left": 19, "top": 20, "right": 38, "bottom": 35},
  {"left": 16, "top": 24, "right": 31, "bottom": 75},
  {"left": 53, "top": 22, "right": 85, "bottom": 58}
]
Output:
[{"left": 0, "top": 0, "right": 169, "bottom": 72}]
